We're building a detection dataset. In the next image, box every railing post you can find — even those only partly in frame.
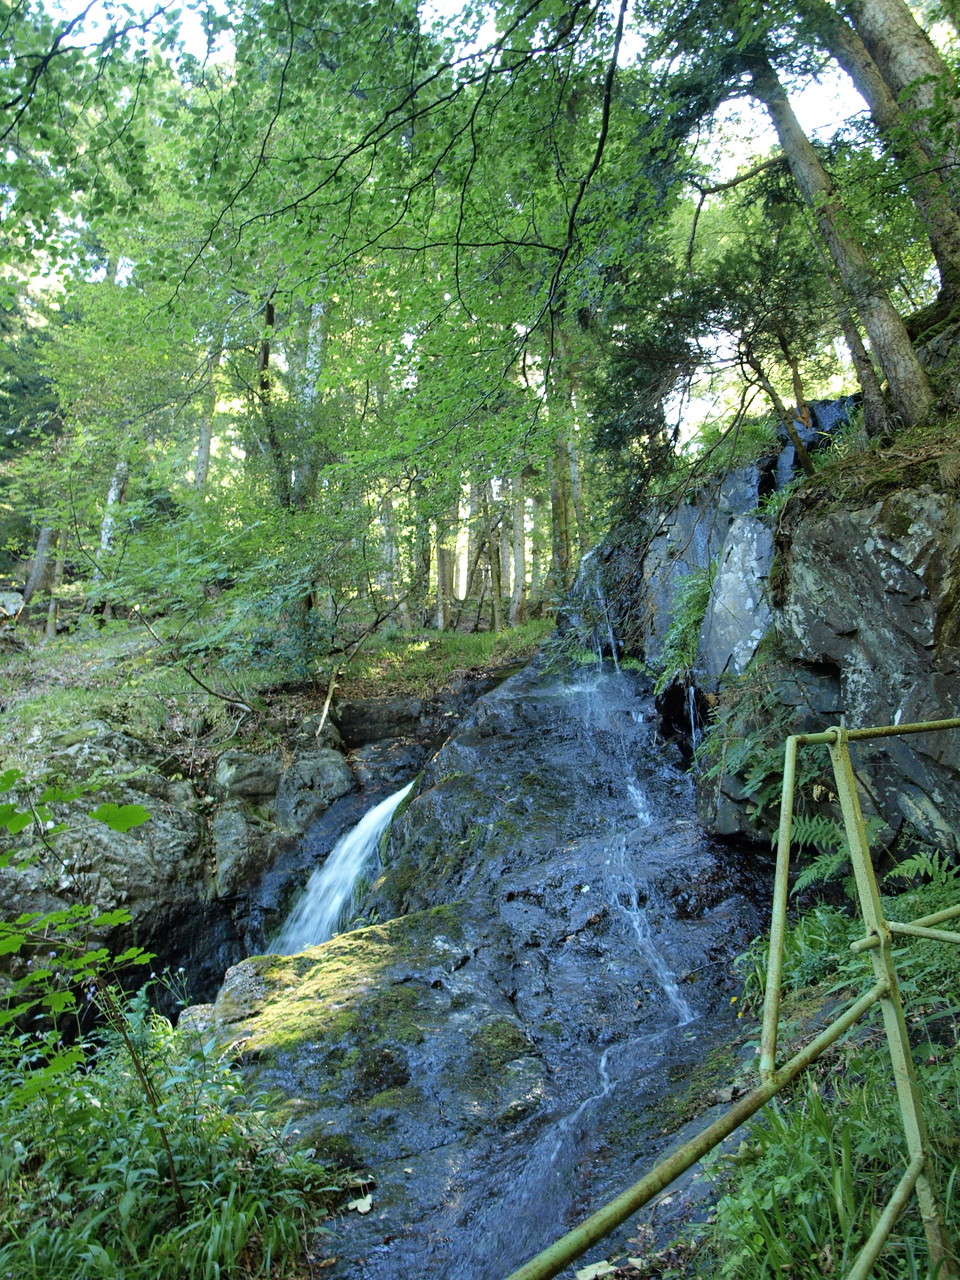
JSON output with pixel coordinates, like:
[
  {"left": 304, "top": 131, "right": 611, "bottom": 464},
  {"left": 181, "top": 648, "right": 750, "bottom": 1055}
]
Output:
[
  {"left": 828, "top": 729, "right": 957, "bottom": 1280},
  {"left": 760, "top": 733, "right": 798, "bottom": 1081}
]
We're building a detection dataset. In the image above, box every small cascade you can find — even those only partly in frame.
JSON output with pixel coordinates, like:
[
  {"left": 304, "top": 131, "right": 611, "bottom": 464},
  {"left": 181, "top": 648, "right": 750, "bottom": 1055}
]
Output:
[
  {"left": 273, "top": 781, "right": 414, "bottom": 954},
  {"left": 567, "top": 548, "right": 620, "bottom": 668},
  {"left": 687, "top": 683, "right": 701, "bottom": 753}
]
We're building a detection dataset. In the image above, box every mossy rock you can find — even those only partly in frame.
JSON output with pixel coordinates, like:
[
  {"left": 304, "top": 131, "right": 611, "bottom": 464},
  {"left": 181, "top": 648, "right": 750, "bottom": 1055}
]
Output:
[{"left": 196, "top": 903, "right": 547, "bottom": 1164}]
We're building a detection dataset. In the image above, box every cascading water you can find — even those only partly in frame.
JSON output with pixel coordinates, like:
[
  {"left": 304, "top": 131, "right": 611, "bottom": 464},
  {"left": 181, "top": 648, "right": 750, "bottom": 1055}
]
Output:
[
  {"left": 567, "top": 548, "right": 620, "bottom": 668},
  {"left": 217, "top": 578, "right": 762, "bottom": 1280},
  {"left": 273, "top": 780, "right": 414, "bottom": 954}
]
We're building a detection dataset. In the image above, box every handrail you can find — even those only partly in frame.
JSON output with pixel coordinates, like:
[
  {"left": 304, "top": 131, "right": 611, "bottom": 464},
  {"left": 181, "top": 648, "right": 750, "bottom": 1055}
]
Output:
[{"left": 501, "top": 717, "right": 960, "bottom": 1280}]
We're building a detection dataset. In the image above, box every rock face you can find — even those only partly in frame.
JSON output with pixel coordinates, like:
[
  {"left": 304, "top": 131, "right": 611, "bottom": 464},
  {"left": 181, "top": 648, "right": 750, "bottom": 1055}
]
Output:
[
  {"left": 603, "top": 478, "right": 960, "bottom": 849},
  {"left": 196, "top": 665, "right": 761, "bottom": 1279},
  {"left": 1, "top": 722, "right": 243, "bottom": 996}
]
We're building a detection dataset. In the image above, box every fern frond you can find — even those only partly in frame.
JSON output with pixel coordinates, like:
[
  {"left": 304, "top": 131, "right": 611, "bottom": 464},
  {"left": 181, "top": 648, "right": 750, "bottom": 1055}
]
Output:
[
  {"left": 886, "top": 848, "right": 959, "bottom": 888},
  {"left": 793, "top": 846, "right": 850, "bottom": 895}
]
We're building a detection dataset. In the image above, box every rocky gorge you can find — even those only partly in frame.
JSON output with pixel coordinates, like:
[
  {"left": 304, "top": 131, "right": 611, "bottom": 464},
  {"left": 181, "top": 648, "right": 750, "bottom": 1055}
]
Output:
[{"left": 188, "top": 456, "right": 960, "bottom": 1274}]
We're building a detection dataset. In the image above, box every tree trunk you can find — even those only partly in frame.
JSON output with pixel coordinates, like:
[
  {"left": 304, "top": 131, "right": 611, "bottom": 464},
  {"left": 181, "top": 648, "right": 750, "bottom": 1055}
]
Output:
[
  {"left": 22, "top": 525, "right": 57, "bottom": 605},
  {"left": 498, "top": 479, "right": 513, "bottom": 607},
  {"left": 434, "top": 499, "right": 459, "bottom": 631},
  {"left": 804, "top": 213, "right": 890, "bottom": 434},
  {"left": 258, "top": 295, "right": 291, "bottom": 508},
  {"left": 528, "top": 489, "right": 546, "bottom": 617},
  {"left": 411, "top": 482, "right": 432, "bottom": 626},
  {"left": 743, "top": 351, "right": 817, "bottom": 475},
  {"left": 546, "top": 439, "right": 574, "bottom": 597},
  {"left": 195, "top": 338, "right": 223, "bottom": 490},
  {"left": 847, "top": 0, "right": 960, "bottom": 187},
  {"left": 462, "top": 478, "right": 483, "bottom": 603},
  {"left": 806, "top": 0, "right": 960, "bottom": 301},
  {"left": 45, "top": 533, "right": 66, "bottom": 640},
  {"left": 90, "top": 459, "right": 130, "bottom": 620},
  {"left": 379, "top": 490, "right": 410, "bottom": 627},
  {"left": 509, "top": 476, "right": 527, "bottom": 626},
  {"left": 482, "top": 482, "right": 503, "bottom": 632},
  {"left": 750, "top": 55, "right": 936, "bottom": 427},
  {"left": 564, "top": 427, "right": 590, "bottom": 556},
  {"left": 291, "top": 301, "right": 326, "bottom": 510}
]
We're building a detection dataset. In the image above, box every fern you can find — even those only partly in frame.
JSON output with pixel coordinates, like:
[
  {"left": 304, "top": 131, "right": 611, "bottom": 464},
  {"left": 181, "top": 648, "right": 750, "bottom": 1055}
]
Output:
[
  {"left": 654, "top": 560, "right": 717, "bottom": 696},
  {"left": 789, "top": 815, "right": 884, "bottom": 895},
  {"left": 789, "top": 813, "right": 846, "bottom": 853},
  {"left": 793, "top": 846, "right": 850, "bottom": 895},
  {"left": 886, "top": 848, "right": 959, "bottom": 888}
]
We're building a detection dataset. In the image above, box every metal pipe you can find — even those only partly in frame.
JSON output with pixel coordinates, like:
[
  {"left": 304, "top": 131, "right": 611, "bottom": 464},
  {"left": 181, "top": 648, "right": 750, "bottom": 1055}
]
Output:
[
  {"left": 796, "top": 717, "right": 960, "bottom": 745},
  {"left": 829, "top": 731, "right": 957, "bottom": 1280},
  {"left": 853, "top": 921, "right": 960, "bottom": 953},
  {"left": 907, "top": 902, "right": 960, "bottom": 931},
  {"left": 501, "top": 981, "right": 888, "bottom": 1280},
  {"left": 760, "top": 734, "right": 798, "bottom": 1081},
  {"left": 845, "top": 1152, "right": 926, "bottom": 1280}
]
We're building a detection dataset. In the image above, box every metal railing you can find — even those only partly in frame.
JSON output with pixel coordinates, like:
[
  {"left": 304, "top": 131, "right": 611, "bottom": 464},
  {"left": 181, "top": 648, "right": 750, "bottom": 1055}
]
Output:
[{"left": 502, "top": 716, "right": 960, "bottom": 1280}]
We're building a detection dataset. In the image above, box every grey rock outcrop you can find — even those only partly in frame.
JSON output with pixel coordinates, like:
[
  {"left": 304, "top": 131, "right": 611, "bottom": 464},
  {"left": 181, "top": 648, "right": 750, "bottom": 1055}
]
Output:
[
  {"left": 604, "top": 478, "right": 960, "bottom": 848},
  {"left": 1, "top": 722, "right": 242, "bottom": 994},
  {"left": 273, "top": 750, "right": 355, "bottom": 833}
]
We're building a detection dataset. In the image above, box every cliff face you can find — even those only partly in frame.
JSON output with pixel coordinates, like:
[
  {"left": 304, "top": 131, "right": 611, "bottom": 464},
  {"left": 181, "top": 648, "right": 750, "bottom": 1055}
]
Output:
[{"left": 603, "top": 473, "right": 960, "bottom": 853}]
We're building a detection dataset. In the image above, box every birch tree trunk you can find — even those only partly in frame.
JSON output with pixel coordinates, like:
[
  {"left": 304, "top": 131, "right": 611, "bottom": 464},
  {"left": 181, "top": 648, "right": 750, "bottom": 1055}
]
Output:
[
  {"left": 90, "top": 459, "right": 130, "bottom": 620},
  {"left": 509, "top": 475, "right": 527, "bottom": 626},
  {"left": 482, "top": 482, "right": 503, "bottom": 632},
  {"left": 434, "top": 499, "right": 459, "bottom": 631}
]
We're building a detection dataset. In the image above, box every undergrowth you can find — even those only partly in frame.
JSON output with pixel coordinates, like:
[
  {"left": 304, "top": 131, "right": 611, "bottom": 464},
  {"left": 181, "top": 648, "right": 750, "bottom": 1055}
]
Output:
[
  {"left": 0, "top": 986, "right": 340, "bottom": 1280},
  {"left": 697, "top": 860, "right": 960, "bottom": 1280}
]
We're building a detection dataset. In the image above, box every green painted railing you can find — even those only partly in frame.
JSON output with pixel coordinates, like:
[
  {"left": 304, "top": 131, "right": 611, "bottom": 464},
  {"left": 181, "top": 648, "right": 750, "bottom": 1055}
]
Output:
[{"left": 502, "top": 716, "right": 960, "bottom": 1280}]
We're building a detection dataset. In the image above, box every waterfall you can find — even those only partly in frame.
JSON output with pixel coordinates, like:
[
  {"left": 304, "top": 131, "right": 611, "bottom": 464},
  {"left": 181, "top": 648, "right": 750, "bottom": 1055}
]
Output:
[
  {"left": 273, "top": 781, "right": 414, "bottom": 954},
  {"left": 568, "top": 547, "right": 619, "bottom": 667}
]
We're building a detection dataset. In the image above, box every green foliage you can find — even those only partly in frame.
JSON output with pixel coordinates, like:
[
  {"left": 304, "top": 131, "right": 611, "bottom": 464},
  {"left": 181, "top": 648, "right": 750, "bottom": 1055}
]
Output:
[
  {"left": 886, "top": 847, "right": 959, "bottom": 889},
  {"left": 697, "top": 675, "right": 823, "bottom": 832},
  {"left": 654, "top": 560, "right": 717, "bottom": 695},
  {"left": 0, "top": 771, "right": 339, "bottom": 1278},
  {"left": 0, "top": 985, "right": 339, "bottom": 1280},
  {"left": 734, "top": 903, "right": 859, "bottom": 1011},
  {"left": 708, "top": 868, "right": 960, "bottom": 1279}
]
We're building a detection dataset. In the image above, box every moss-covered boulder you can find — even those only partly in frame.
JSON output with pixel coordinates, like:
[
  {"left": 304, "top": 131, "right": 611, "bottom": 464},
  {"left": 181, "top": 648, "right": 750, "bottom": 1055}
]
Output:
[{"left": 192, "top": 906, "right": 547, "bottom": 1171}]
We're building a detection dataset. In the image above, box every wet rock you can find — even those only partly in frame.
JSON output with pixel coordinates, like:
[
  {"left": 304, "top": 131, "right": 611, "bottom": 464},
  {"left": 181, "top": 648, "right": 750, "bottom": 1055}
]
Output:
[
  {"left": 334, "top": 696, "right": 425, "bottom": 747},
  {"left": 200, "top": 668, "right": 762, "bottom": 1280}
]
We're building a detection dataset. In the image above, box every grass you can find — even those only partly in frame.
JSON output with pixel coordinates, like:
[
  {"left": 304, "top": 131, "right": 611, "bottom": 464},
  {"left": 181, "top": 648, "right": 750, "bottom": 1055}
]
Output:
[{"left": 336, "top": 618, "right": 553, "bottom": 697}]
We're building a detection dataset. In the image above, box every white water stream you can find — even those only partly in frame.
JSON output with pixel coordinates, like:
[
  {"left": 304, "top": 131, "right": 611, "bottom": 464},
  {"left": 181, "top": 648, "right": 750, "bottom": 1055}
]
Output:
[{"left": 273, "top": 781, "right": 414, "bottom": 954}]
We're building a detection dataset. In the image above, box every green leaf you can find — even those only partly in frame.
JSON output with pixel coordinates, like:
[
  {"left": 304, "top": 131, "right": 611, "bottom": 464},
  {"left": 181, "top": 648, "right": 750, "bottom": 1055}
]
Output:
[
  {"left": 89, "top": 802, "right": 151, "bottom": 832},
  {"left": 0, "top": 803, "right": 33, "bottom": 835}
]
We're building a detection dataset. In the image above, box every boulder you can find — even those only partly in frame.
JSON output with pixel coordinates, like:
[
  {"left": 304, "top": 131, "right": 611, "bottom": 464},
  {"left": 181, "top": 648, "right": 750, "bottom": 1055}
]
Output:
[
  {"left": 273, "top": 750, "right": 356, "bottom": 833},
  {"left": 213, "top": 750, "right": 283, "bottom": 799}
]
